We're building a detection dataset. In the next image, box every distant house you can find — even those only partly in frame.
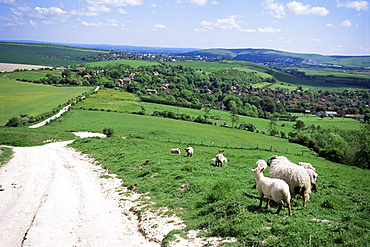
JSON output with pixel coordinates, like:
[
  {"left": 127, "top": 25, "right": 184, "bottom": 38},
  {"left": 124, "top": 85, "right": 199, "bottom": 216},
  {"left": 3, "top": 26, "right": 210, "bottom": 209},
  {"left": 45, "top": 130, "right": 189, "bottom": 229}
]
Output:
[
  {"left": 115, "top": 78, "right": 131, "bottom": 86},
  {"left": 317, "top": 111, "right": 338, "bottom": 117},
  {"left": 345, "top": 114, "right": 364, "bottom": 119},
  {"left": 146, "top": 89, "right": 157, "bottom": 94}
]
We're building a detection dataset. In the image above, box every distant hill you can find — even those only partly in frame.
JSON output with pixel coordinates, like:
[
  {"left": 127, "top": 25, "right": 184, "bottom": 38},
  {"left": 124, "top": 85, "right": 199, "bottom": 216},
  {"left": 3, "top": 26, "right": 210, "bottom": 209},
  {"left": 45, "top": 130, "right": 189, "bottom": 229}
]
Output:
[
  {"left": 1, "top": 40, "right": 200, "bottom": 55},
  {"left": 184, "top": 48, "right": 370, "bottom": 68}
]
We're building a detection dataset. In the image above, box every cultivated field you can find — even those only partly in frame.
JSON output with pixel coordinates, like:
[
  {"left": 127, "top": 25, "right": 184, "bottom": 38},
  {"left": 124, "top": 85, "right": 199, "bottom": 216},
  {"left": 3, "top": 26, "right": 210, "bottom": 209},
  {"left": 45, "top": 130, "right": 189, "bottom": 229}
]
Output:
[
  {"left": 0, "top": 63, "right": 52, "bottom": 72},
  {"left": 0, "top": 76, "right": 93, "bottom": 126}
]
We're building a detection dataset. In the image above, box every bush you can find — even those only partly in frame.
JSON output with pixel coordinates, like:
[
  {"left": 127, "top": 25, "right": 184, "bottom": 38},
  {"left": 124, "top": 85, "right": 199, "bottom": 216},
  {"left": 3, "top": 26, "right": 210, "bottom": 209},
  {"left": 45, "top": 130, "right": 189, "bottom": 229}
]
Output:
[
  {"left": 102, "top": 127, "right": 114, "bottom": 137},
  {"left": 5, "top": 117, "right": 20, "bottom": 127}
]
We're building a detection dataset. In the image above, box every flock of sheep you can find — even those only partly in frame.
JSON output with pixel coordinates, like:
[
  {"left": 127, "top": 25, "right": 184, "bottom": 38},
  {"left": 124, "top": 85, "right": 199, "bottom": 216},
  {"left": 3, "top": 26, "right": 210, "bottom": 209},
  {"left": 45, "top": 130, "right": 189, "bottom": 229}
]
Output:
[
  {"left": 252, "top": 155, "right": 318, "bottom": 216},
  {"left": 170, "top": 147, "right": 318, "bottom": 216}
]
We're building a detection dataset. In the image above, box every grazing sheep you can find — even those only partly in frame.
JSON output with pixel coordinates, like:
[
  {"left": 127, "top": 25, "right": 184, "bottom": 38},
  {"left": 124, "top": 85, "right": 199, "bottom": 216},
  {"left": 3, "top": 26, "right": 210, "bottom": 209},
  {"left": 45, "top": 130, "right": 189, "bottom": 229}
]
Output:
[
  {"left": 298, "top": 162, "right": 316, "bottom": 171},
  {"left": 211, "top": 150, "right": 228, "bottom": 167},
  {"left": 267, "top": 155, "right": 311, "bottom": 207},
  {"left": 170, "top": 148, "right": 181, "bottom": 155},
  {"left": 185, "top": 147, "right": 194, "bottom": 157},
  {"left": 251, "top": 164, "right": 292, "bottom": 216},
  {"left": 305, "top": 168, "right": 319, "bottom": 192}
]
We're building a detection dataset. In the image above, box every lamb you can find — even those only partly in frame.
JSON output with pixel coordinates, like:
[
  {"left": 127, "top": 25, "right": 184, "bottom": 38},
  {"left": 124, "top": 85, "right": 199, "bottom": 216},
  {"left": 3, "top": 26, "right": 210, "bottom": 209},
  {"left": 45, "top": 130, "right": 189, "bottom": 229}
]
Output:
[
  {"left": 267, "top": 155, "right": 311, "bottom": 207},
  {"left": 298, "top": 162, "right": 316, "bottom": 171},
  {"left": 251, "top": 163, "right": 292, "bottom": 216},
  {"left": 170, "top": 148, "right": 181, "bottom": 155},
  {"left": 255, "top": 159, "right": 268, "bottom": 170},
  {"left": 185, "top": 147, "right": 194, "bottom": 157},
  {"left": 211, "top": 150, "right": 228, "bottom": 167}
]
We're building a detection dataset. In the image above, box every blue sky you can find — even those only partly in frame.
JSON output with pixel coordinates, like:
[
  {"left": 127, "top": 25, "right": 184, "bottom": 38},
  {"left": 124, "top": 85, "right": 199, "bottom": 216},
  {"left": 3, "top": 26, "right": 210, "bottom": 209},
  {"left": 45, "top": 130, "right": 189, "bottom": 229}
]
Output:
[{"left": 0, "top": 0, "right": 369, "bottom": 55}]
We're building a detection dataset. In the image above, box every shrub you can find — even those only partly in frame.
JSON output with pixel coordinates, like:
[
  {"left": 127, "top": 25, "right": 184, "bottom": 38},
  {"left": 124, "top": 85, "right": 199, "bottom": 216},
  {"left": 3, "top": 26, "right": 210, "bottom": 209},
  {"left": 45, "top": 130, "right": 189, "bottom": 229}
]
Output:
[{"left": 102, "top": 127, "right": 114, "bottom": 137}]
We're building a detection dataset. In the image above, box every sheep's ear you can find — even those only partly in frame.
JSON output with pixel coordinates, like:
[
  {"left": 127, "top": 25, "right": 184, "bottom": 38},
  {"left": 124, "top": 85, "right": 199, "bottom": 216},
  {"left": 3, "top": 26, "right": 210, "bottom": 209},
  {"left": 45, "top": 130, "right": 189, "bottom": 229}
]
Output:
[
  {"left": 250, "top": 168, "right": 255, "bottom": 172},
  {"left": 260, "top": 167, "right": 265, "bottom": 172}
]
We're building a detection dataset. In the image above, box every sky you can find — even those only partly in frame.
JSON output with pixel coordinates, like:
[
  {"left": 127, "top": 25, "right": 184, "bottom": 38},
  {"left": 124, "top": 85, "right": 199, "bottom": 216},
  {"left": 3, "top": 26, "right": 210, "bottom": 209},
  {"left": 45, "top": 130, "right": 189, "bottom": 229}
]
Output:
[{"left": 0, "top": 0, "right": 369, "bottom": 55}]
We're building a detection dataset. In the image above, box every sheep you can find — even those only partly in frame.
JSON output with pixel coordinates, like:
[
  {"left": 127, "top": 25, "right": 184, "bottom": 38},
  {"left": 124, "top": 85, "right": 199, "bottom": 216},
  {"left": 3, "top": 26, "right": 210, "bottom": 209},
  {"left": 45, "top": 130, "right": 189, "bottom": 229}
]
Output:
[
  {"left": 251, "top": 164, "right": 292, "bottom": 216},
  {"left": 170, "top": 148, "right": 181, "bottom": 155},
  {"left": 267, "top": 155, "right": 311, "bottom": 207},
  {"left": 185, "top": 147, "right": 194, "bottom": 157},
  {"left": 297, "top": 161, "right": 318, "bottom": 192},
  {"left": 211, "top": 150, "right": 228, "bottom": 167},
  {"left": 255, "top": 159, "right": 268, "bottom": 170},
  {"left": 298, "top": 162, "right": 316, "bottom": 171},
  {"left": 305, "top": 168, "right": 319, "bottom": 192}
]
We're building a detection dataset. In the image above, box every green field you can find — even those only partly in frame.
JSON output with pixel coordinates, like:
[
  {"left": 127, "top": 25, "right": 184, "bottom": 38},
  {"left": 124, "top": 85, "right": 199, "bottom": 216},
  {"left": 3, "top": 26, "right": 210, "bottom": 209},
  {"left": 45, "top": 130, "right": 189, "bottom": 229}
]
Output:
[
  {"left": 0, "top": 78, "right": 369, "bottom": 245},
  {"left": 34, "top": 108, "right": 368, "bottom": 246},
  {"left": 0, "top": 77, "right": 93, "bottom": 125},
  {"left": 0, "top": 42, "right": 108, "bottom": 66}
]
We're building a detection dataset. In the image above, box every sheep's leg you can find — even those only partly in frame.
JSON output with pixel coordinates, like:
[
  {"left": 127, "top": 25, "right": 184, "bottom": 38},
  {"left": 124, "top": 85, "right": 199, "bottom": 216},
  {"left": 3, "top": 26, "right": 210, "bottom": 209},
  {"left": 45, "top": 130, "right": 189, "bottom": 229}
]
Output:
[
  {"left": 258, "top": 195, "right": 264, "bottom": 208},
  {"left": 265, "top": 198, "right": 270, "bottom": 209},
  {"left": 275, "top": 200, "right": 284, "bottom": 214},
  {"left": 312, "top": 184, "right": 317, "bottom": 192},
  {"left": 286, "top": 201, "right": 292, "bottom": 216}
]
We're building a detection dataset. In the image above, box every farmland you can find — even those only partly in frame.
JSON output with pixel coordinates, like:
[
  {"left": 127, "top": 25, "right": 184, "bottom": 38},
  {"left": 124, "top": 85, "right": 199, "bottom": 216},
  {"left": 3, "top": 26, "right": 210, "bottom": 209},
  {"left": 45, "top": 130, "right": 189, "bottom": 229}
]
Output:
[{"left": 0, "top": 77, "right": 93, "bottom": 125}]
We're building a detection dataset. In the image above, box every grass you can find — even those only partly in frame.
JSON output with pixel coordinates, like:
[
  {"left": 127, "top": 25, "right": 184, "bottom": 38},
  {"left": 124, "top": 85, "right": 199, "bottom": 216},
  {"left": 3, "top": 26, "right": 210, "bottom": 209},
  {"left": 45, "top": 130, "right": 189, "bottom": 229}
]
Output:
[
  {"left": 76, "top": 88, "right": 142, "bottom": 112},
  {"left": 0, "top": 76, "right": 93, "bottom": 126},
  {"left": 0, "top": 147, "right": 13, "bottom": 167},
  {"left": 61, "top": 113, "right": 370, "bottom": 246},
  {"left": 1, "top": 82, "right": 369, "bottom": 245},
  {"left": 4, "top": 71, "right": 50, "bottom": 81}
]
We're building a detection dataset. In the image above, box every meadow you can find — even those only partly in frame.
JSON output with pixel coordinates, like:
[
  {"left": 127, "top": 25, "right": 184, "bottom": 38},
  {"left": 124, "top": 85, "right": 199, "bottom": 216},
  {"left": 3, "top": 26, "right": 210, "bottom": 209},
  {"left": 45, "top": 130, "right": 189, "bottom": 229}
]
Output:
[
  {"left": 0, "top": 77, "right": 93, "bottom": 125},
  {"left": 35, "top": 108, "right": 369, "bottom": 246},
  {"left": 1, "top": 83, "right": 369, "bottom": 245}
]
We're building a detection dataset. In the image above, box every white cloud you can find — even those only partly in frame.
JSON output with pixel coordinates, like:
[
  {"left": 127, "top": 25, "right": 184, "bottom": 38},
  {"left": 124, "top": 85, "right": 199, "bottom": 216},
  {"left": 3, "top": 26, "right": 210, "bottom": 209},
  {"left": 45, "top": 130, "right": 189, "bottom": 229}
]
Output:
[
  {"left": 190, "top": 0, "right": 207, "bottom": 6},
  {"left": 345, "top": 1, "right": 368, "bottom": 11},
  {"left": 150, "top": 4, "right": 157, "bottom": 7},
  {"left": 151, "top": 23, "right": 167, "bottom": 31},
  {"left": 336, "top": 0, "right": 368, "bottom": 11},
  {"left": 341, "top": 19, "right": 352, "bottom": 27},
  {"left": 118, "top": 8, "right": 128, "bottom": 14},
  {"left": 199, "top": 15, "right": 242, "bottom": 30},
  {"left": 81, "top": 19, "right": 123, "bottom": 27},
  {"left": 311, "top": 38, "right": 321, "bottom": 42},
  {"left": 257, "top": 27, "right": 281, "bottom": 33},
  {"left": 29, "top": 19, "right": 37, "bottom": 26},
  {"left": 84, "top": 0, "right": 143, "bottom": 7},
  {"left": 34, "top": 7, "right": 67, "bottom": 16},
  {"left": 87, "top": 5, "right": 110, "bottom": 12},
  {"left": 0, "top": 0, "right": 16, "bottom": 5},
  {"left": 286, "top": 1, "right": 329, "bottom": 16},
  {"left": 326, "top": 23, "right": 335, "bottom": 28},
  {"left": 263, "top": 0, "right": 286, "bottom": 18},
  {"left": 69, "top": 9, "right": 99, "bottom": 16}
]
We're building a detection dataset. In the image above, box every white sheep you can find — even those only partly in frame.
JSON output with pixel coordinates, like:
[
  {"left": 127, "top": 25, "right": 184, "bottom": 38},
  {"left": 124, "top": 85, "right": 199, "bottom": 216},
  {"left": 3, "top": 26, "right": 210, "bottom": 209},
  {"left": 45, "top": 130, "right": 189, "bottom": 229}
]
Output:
[
  {"left": 305, "top": 168, "right": 319, "bottom": 192},
  {"left": 185, "top": 147, "right": 194, "bottom": 157},
  {"left": 267, "top": 155, "right": 311, "bottom": 207},
  {"left": 170, "top": 148, "right": 181, "bottom": 155},
  {"left": 255, "top": 159, "right": 268, "bottom": 170},
  {"left": 251, "top": 164, "right": 292, "bottom": 216},
  {"left": 298, "top": 162, "right": 316, "bottom": 171},
  {"left": 211, "top": 150, "right": 228, "bottom": 167}
]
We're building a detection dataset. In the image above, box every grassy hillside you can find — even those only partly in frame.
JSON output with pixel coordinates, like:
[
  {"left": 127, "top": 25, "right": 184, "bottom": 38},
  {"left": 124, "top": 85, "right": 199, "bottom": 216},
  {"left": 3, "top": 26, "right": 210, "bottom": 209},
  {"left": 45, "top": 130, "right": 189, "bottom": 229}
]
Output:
[
  {"left": 35, "top": 108, "right": 368, "bottom": 246},
  {"left": 0, "top": 76, "right": 93, "bottom": 125},
  {"left": 0, "top": 81, "right": 369, "bottom": 245},
  {"left": 187, "top": 48, "right": 370, "bottom": 68},
  {"left": 0, "top": 42, "right": 109, "bottom": 66}
]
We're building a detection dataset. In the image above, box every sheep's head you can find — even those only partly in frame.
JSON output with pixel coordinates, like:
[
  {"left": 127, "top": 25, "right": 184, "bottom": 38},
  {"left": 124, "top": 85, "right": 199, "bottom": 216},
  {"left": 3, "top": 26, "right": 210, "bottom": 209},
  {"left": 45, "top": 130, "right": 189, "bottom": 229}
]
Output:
[
  {"left": 218, "top": 150, "right": 224, "bottom": 154},
  {"left": 255, "top": 159, "right": 268, "bottom": 170},
  {"left": 267, "top": 155, "right": 278, "bottom": 166},
  {"left": 251, "top": 166, "right": 265, "bottom": 173}
]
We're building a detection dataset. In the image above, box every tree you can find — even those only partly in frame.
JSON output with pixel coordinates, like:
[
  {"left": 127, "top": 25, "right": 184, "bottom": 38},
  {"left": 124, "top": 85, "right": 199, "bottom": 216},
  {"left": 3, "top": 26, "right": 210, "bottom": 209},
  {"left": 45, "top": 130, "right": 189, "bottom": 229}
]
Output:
[
  {"left": 293, "top": 120, "right": 305, "bottom": 132},
  {"left": 6, "top": 117, "right": 20, "bottom": 127},
  {"left": 229, "top": 101, "right": 239, "bottom": 128}
]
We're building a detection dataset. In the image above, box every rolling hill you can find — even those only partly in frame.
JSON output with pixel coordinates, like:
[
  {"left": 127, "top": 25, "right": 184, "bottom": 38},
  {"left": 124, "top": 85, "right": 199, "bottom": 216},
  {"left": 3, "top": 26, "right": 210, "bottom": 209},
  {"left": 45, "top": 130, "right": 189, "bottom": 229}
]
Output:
[{"left": 184, "top": 48, "right": 370, "bottom": 68}]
